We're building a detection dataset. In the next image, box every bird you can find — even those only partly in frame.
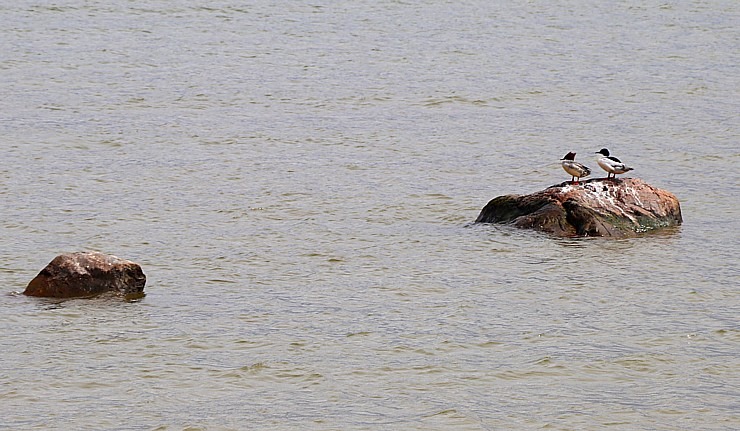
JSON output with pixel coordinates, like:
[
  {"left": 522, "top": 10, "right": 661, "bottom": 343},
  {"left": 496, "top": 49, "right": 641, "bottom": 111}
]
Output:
[
  {"left": 560, "top": 152, "right": 591, "bottom": 185},
  {"left": 595, "top": 148, "right": 634, "bottom": 179}
]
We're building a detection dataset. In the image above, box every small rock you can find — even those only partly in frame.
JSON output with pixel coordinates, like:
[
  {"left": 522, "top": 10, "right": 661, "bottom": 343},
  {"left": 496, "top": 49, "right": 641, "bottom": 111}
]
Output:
[
  {"left": 24, "top": 252, "right": 146, "bottom": 298},
  {"left": 475, "top": 178, "right": 682, "bottom": 238}
]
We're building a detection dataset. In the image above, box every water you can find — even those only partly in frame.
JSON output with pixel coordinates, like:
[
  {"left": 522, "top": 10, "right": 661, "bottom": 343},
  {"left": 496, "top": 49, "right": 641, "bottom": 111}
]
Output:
[{"left": 1, "top": 1, "right": 738, "bottom": 430}]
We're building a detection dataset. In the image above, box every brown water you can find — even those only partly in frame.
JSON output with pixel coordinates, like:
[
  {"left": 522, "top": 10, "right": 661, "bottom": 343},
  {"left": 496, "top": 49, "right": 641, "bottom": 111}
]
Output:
[{"left": 1, "top": 1, "right": 738, "bottom": 430}]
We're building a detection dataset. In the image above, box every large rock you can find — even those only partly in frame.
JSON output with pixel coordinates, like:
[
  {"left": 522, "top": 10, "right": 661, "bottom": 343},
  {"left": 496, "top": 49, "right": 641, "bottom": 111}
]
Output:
[
  {"left": 475, "top": 178, "right": 682, "bottom": 238},
  {"left": 24, "top": 252, "right": 146, "bottom": 298}
]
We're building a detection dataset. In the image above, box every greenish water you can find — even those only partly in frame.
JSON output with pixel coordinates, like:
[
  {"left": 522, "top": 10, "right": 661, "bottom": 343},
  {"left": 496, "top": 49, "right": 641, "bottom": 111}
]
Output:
[{"left": 1, "top": 1, "right": 738, "bottom": 430}]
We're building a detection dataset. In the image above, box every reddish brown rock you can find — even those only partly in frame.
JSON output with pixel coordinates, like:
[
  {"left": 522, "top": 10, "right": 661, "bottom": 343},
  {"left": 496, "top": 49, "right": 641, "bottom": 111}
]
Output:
[
  {"left": 24, "top": 252, "right": 146, "bottom": 298},
  {"left": 475, "top": 178, "right": 682, "bottom": 238}
]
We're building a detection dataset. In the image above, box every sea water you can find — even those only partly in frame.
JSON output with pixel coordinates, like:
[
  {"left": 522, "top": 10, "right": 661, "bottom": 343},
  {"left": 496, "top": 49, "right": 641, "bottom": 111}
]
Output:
[{"left": 1, "top": 1, "right": 738, "bottom": 430}]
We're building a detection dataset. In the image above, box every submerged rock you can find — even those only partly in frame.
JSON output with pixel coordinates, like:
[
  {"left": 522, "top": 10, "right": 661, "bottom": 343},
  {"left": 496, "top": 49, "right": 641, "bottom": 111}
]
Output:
[
  {"left": 475, "top": 178, "right": 682, "bottom": 238},
  {"left": 24, "top": 252, "right": 146, "bottom": 298}
]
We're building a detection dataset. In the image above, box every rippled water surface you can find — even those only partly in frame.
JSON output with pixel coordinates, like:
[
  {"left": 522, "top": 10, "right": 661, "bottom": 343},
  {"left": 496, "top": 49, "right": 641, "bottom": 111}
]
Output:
[{"left": 1, "top": 1, "right": 738, "bottom": 430}]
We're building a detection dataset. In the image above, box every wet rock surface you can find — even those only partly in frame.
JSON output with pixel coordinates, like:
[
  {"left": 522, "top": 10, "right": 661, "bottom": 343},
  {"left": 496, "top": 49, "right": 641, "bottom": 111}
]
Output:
[
  {"left": 24, "top": 252, "right": 146, "bottom": 298},
  {"left": 475, "top": 178, "right": 682, "bottom": 238}
]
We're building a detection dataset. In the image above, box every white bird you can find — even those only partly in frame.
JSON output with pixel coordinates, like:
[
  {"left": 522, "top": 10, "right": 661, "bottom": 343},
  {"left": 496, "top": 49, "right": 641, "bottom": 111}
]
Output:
[
  {"left": 595, "top": 148, "right": 634, "bottom": 179},
  {"left": 560, "top": 152, "right": 591, "bottom": 185}
]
